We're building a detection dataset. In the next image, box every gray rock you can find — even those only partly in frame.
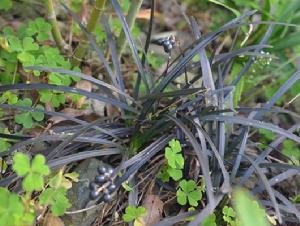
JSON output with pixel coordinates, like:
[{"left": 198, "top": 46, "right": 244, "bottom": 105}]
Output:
[{"left": 62, "top": 158, "right": 109, "bottom": 226}]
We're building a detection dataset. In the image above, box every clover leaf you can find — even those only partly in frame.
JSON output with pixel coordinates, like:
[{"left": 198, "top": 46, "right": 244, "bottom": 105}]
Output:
[
  {"left": 7, "top": 36, "right": 39, "bottom": 66},
  {"left": 165, "top": 139, "right": 184, "bottom": 169},
  {"left": 15, "top": 98, "right": 44, "bottom": 128},
  {"left": 0, "top": 0, "right": 12, "bottom": 11},
  {"left": 39, "top": 90, "right": 66, "bottom": 108},
  {"left": 223, "top": 206, "right": 236, "bottom": 225},
  {"left": 122, "top": 206, "right": 147, "bottom": 222},
  {"left": 39, "top": 187, "right": 71, "bottom": 216},
  {"left": 202, "top": 213, "right": 217, "bottom": 226},
  {"left": 0, "top": 187, "right": 34, "bottom": 226},
  {"left": 26, "top": 18, "right": 52, "bottom": 41},
  {"left": 0, "top": 91, "right": 18, "bottom": 104},
  {"left": 176, "top": 179, "right": 202, "bottom": 207},
  {"left": 13, "top": 153, "right": 50, "bottom": 192}
]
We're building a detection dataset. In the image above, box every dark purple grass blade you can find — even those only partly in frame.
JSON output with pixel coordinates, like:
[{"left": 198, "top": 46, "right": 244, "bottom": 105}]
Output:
[
  {"left": 241, "top": 123, "right": 300, "bottom": 185},
  {"left": 152, "top": 211, "right": 198, "bottom": 226},
  {"left": 0, "top": 83, "right": 137, "bottom": 113},
  {"left": 231, "top": 70, "right": 300, "bottom": 178},
  {"left": 133, "top": 0, "right": 155, "bottom": 99},
  {"left": 6, "top": 135, "right": 121, "bottom": 158},
  {"left": 273, "top": 190, "right": 300, "bottom": 221},
  {"left": 253, "top": 169, "right": 300, "bottom": 194},
  {"left": 0, "top": 103, "right": 119, "bottom": 142},
  {"left": 48, "top": 149, "right": 122, "bottom": 169},
  {"left": 190, "top": 16, "right": 217, "bottom": 106},
  {"left": 101, "top": 15, "right": 126, "bottom": 98},
  {"left": 200, "top": 115, "right": 300, "bottom": 144},
  {"left": 189, "top": 118, "right": 231, "bottom": 193},
  {"left": 47, "top": 118, "right": 123, "bottom": 159},
  {"left": 242, "top": 154, "right": 282, "bottom": 223},
  {"left": 139, "top": 88, "right": 205, "bottom": 100},
  {"left": 61, "top": 3, "right": 119, "bottom": 88},
  {"left": 110, "top": 0, "right": 150, "bottom": 93},
  {"left": 24, "top": 66, "right": 132, "bottom": 102}
]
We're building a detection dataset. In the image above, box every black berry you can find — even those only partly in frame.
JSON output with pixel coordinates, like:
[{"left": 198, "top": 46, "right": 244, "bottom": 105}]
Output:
[
  {"left": 89, "top": 182, "right": 98, "bottom": 191},
  {"left": 95, "top": 175, "right": 106, "bottom": 184},
  {"left": 106, "top": 167, "right": 113, "bottom": 175},
  {"left": 108, "top": 183, "right": 116, "bottom": 193},
  {"left": 163, "top": 40, "right": 170, "bottom": 46},
  {"left": 89, "top": 190, "right": 99, "bottom": 200},
  {"left": 103, "top": 192, "right": 111, "bottom": 202},
  {"left": 98, "top": 166, "right": 107, "bottom": 174}
]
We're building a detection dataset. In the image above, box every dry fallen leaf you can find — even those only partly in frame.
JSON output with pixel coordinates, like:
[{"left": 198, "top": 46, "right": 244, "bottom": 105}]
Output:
[
  {"left": 142, "top": 195, "right": 164, "bottom": 226},
  {"left": 43, "top": 213, "right": 65, "bottom": 226},
  {"left": 75, "top": 80, "right": 92, "bottom": 108}
]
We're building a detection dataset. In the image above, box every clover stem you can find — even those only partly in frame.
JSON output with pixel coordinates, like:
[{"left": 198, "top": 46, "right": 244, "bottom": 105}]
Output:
[
  {"left": 116, "top": 0, "right": 143, "bottom": 59},
  {"left": 71, "top": 0, "right": 107, "bottom": 67},
  {"left": 44, "top": 0, "right": 67, "bottom": 52}
]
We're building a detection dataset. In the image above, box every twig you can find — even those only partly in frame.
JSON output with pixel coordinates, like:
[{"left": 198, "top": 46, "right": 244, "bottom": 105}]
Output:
[
  {"left": 116, "top": 0, "right": 143, "bottom": 58},
  {"left": 71, "top": 0, "right": 107, "bottom": 66},
  {"left": 44, "top": 0, "right": 67, "bottom": 52}
]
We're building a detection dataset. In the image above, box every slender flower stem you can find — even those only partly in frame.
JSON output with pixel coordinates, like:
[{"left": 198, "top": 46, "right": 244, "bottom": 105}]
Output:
[
  {"left": 117, "top": 0, "right": 143, "bottom": 58},
  {"left": 71, "top": 0, "right": 107, "bottom": 66},
  {"left": 44, "top": 0, "right": 67, "bottom": 52}
]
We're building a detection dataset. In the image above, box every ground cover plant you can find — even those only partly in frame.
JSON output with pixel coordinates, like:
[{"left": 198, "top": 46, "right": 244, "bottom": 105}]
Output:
[{"left": 0, "top": 0, "right": 300, "bottom": 225}]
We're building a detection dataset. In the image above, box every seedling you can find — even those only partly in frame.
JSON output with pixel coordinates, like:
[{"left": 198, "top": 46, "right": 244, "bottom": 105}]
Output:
[
  {"left": 13, "top": 152, "right": 50, "bottom": 192},
  {"left": 122, "top": 206, "right": 147, "bottom": 223},
  {"left": 176, "top": 179, "right": 202, "bottom": 207},
  {"left": 14, "top": 98, "right": 44, "bottom": 128},
  {"left": 223, "top": 205, "right": 237, "bottom": 226},
  {"left": 158, "top": 139, "right": 184, "bottom": 182}
]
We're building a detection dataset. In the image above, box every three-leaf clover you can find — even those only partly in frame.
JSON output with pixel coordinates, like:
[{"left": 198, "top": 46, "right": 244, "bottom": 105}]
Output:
[
  {"left": 39, "top": 90, "right": 66, "bottom": 108},
  {"left": 176, "top": 180, "right": 202, "bottom": 207},
  {"left": 122, "top": 206, "right": 147, "bottom": 222},
  {"left": 223, "top": 206, "right": 236, "bottom": 225},
  {"left": 15, "top": 98, "right": 44, "bottom": 128},
  {"left": 8, "top": 36, "right": 39, "bottom": 66},
  {"left": 165, "top": 139, "right": 184, "bottom": 169},
  {"left": 13, "top": 153, "right": 50, "bottom": 192},
  {"left": 39, "top": 187, "right": 71, "bottom": 216},
  {"left": 0, "top": 187, "right": 34, "bottom": 226},
  {"left": 26, "top": 18, "right": 52, "bottom": 41},
  {"left": 0, "top": 91, "right": 18, "bottom": 104}
]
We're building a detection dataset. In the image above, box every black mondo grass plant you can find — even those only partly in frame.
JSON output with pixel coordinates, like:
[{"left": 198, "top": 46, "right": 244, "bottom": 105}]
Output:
[{"left": 0, "top": 0, "right": 300, "bottom": 225}]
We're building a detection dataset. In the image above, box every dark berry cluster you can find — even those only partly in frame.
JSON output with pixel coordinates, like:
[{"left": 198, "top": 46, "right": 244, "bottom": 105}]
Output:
[
  {"left": 154, "top": 35, "right": 176, "bottom": 53},
  {"left": 89, "top": 165, "right": 116, "bottom": 202}
]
